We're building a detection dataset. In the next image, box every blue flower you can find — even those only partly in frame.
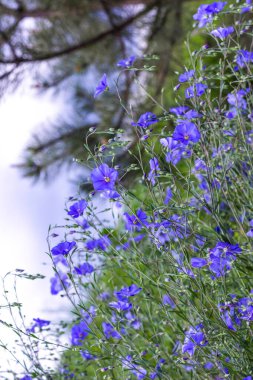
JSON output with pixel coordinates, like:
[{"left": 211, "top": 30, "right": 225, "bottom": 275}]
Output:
[
  {"left": 67, "top": 200, "right": 87, "bottom": 218},
  {"left": 80, "top": 350, "right": 97, "bottom": 360},
  {"left": 132, "top": 112, "right": 159, "bottom": 128},
  {"left": 74, "top": 262, "right": 94, "bottom": 275},
  {"left": 71, "top": 320, "right": 90, "bottom": 346},
  {"left": 50, "top": 271, "right": 71, "bottom": 295},
  {"left": 193, "top": 2, "right": 227, "bottom": 28},
  {"left": 124, "top": 209, "right": 148, "bottom": 231},
  {"left": 185, "top": 83, "right": 208, "bottom": 98},
  {"left": 162, "top": 294, "right": 176, "bottom": 308},
  {"left": 172, "top": 121, "right": 201, "bottom": 145},
  {"left": 236, "top": 50, "right": 253, "bottom": 69},
  {"left": 91, "top": 163, "right": 118, "bottom": 191},
  {"left": 115, "top": 284, "right": 142, "bottom": 301},
  {"left": 178, "top": 69, "right": 195, "bottom": 83},
  {"left": 182, "top": 324, "right": 208, "bottom": 356},
  {"left": 170, "top": 106, "right": 189, "bottom": 116},
  {"left": 191, "top": 257, "right": 208, "bottom": 268},
  {"left": 211, "top": 26, "right": 234, "bottom": 39},
  {"left": 51, "top": 241, "right": 76, "bottom": 256},
  {"left": 102, "top": 322, "right": 121, "bottom": 339},
  {"left": 117, "top": 55, "right": 136, "bottom": 68},
  {"left": 94, "top": 73, "right": 108, "bottom": 98},
  {"left": 209, "top": 242, "right": 242, "bottom": 277},
  {"left": 85, "top": 236, "right": 111, "bottom": 251},
  {"left": 164, "top": 188, "right": 173, "bottom": 205},
  {"left": 148, "top": 157, "right": 160, "bottom": 185},
  {"left": 161, "top": 137, "right": 191, "bottom": 165},
  {"left": 109, "top": 301, "right": 132, "bottom": 311},
  {"left": 27, "top": 318, "right": 50, "bottom": 333}
]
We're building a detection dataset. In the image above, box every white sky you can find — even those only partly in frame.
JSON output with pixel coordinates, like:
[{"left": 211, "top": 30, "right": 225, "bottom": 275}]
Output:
[{"left": 0, "top": 87, "right": 73, "bottom": 376}]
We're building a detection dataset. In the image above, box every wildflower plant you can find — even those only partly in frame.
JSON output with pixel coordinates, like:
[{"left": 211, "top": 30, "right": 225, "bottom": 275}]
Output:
[{"left": 2, "top": 0, "right": 253, "bottom": 379}]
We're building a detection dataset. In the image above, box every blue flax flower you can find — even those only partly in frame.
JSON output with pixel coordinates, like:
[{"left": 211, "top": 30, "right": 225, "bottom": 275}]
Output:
[
  {"left": 178, "top": 69, "right": 195, "bottom": 83},
  {"left": 148, "top": 157, "right": 160, "bottom": 185},
  {"left": 160, "top": 137, "right": 191, "bottom": 165},
  {"left": 85, "top": 236, "right": 111, "bottom": 251},
  {"left": 193, "top": 2, "right": 227, "bottom": 28},
  {"left": 109, "top": 301, "right": 132, "bottom": 311},
  {"left": 71, "top": 320, "right": 90, "bottom": 346},
  {"left": 170, "top": 106, "right": 189, "bottom": 116},
  {"left": 50, "top": 270, "right": 71, "bottom": 295},
  {"left": 182, "top": 324, "right": 208, "bottom": 356},
  {"left": 51, "top": 241, "right": 76, "bottom": 256},
  {"left": 74, "top": 262, "right": 94, "bottom": 275},
  {"left": 27, "top": 318, "right": 50, "bottom": 333},
  {"left": 91, "top": 163, "right": 118, "bottom": 191},
  {"left": 162, "top": 294, "right": 176, "bottom": 308},
  {"left": 164, "top": 188, "right": 173, "bottom": 204},
  {"left": 102, "top": 322, "right": 121, "bottom": 339},
  {"left": 117, "top": 55, "right": 136, "bottom": 68},
  {"left": 67, "top": 200, "right": 87, "bottom": 218},
  {"left": 236, "top": 50, "right": 253, "bottom": 69},
  {"left": 20, "top": 377, "right": 32, "bottom": 380},
  {"left": 132, "top": 112, "right": 158, "bottom": 128},
  {"left": 80, "top": 350, "right": 97, "bottom": 360},
  {"left": 211, "top": 26, "right": 234, "bottom": 39},
  {"left": 124, "top": 209, "right": 148, "bottom": 231},
  {"left": 115, "top": 284, "right": 142, "bottom": 301},
  {"left": 94, "top": 73, "right": 108, "bottom": 98},
  {"left": 185, "top": 83, "right": 208, "bottom": 98},
  {"left": 173, "top": 121, "right": 201, "bottom": 145}
]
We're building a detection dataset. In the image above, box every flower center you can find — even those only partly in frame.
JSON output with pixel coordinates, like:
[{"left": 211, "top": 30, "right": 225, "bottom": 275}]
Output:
[
  {"left": 104, "top": 176, "right": 110, "bottom": 183},
  {"left": 184, "top": 134, "right": 189, "bottom": 140}
]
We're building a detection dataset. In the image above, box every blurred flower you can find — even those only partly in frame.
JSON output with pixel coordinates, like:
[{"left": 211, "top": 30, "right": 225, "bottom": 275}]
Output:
[
  {"left": 51, "top": 241, "right": 76, "bottom": 256},
  {"left": 94, "top": 73, "right": 108, "bottom": 97},
  {"left": 211, "top": 26, "right": 234, "bottom": 39},
  {"left": 71, "top": 320, "right": 90, "bottom": 345},
  {"left": 132, "top": 112, "right": 158, "bottom": 128},
  {"left": 117, "top": 55, "right": 136, "bottom": 68}
]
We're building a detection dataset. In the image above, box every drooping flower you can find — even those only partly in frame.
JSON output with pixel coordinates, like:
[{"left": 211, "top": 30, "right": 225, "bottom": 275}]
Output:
[
  {"left": 182, "top": 324, "right": 208, "bottom": 356},
  {"left": 71, "top": 320, "right": 90, "bottom": 346},
  {"left": 172, "top": 121, "right": 201, "bottom": 145},
  {"left": 94, "top": 73, "right": 108, "bottom": 98},
  {"left": 211, "top": 26, "right": 234, "bottom": 39},
  {"left": 185, "top": 83, "right": 208, "bottom": 98},
  {"left": 51, "top": 241, "right": 76, "bottom": 256},
  {"left": 117, "top": 55, "right": 136, "bottom": 68},
  {"left": 132, "top": 112, "right": 159, "bottom": 128},
  {"left": 67, "top": 200, "right": 87, "bottom": 218},
  {"left": 91, "top": 163, "right": 118, "bottom": 191}
]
